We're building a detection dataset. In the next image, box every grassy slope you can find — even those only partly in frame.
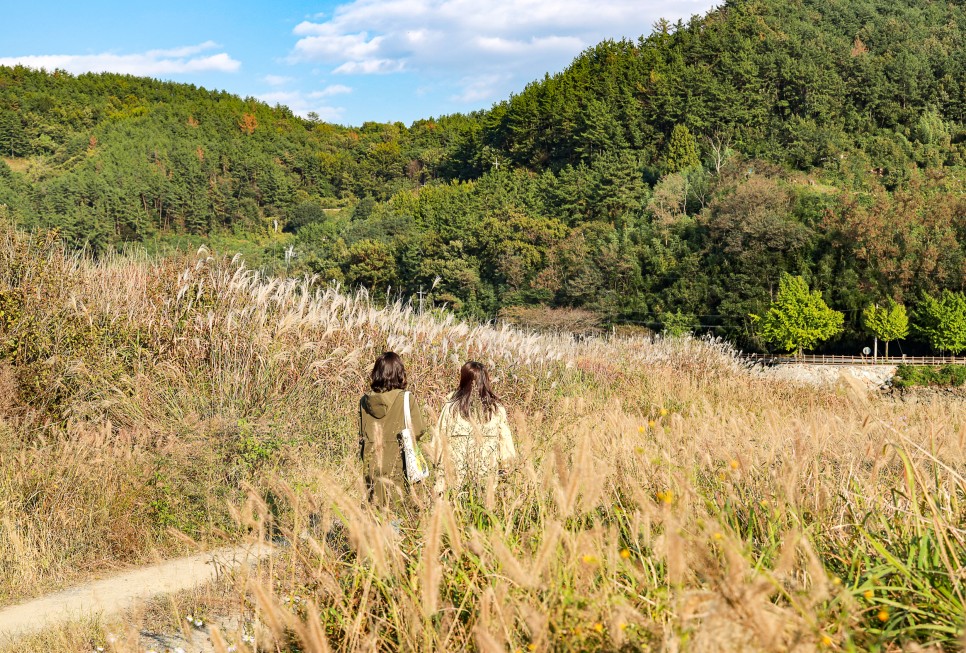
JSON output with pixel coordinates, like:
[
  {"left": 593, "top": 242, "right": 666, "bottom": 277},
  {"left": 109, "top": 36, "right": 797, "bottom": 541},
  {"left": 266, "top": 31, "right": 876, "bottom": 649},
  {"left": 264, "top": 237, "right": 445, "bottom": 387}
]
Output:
[{"left": 0, "top": 226, "right": 963, "bottom": 651}]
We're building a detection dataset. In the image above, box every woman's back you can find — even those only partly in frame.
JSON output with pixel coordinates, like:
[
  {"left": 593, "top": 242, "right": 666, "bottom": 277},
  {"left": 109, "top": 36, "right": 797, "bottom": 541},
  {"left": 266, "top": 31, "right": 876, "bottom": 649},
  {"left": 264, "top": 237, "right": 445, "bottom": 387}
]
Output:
[
  {"left": 434, "top": 362, "right": 516, "bottom": 487},
  {"left": 359, "top": 353, "right": 426, "bottom": 511},
  {"left": 359, "top": 389, "right": 415, "bottom": 475},
  {"left": 438, "top": 401, "right": 509, "bottom": 440}
]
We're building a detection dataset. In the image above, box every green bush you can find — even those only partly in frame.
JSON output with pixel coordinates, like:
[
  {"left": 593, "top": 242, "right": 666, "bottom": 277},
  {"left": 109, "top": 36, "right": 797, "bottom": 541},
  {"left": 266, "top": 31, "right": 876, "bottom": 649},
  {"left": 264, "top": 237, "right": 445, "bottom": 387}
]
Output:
[{"left": 893, "top": 364, "right": 966, "bottom": 388}]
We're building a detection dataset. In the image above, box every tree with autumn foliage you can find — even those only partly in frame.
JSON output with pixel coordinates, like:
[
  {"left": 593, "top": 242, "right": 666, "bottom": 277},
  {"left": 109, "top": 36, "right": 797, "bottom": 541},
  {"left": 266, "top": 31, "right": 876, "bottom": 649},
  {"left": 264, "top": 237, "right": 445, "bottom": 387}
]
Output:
[{"left": 238, "top": 112, "right": 258, "bottom": 135}]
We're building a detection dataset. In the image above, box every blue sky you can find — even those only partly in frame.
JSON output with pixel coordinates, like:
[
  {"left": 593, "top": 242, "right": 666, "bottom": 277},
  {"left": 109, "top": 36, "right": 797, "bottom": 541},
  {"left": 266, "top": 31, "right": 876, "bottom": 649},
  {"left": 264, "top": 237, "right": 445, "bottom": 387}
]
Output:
[{"left": 0, "top": 0, "right": 718, "bottom": 126}]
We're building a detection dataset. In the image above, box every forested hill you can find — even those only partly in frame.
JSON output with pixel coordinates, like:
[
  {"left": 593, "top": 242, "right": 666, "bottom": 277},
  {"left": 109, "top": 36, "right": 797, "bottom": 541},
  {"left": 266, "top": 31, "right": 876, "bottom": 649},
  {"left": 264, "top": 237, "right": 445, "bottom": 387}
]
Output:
[
  {"left": 1, "top": 0, "right": 965, "bottom": 351},
  {"left": 469, "top": 0, "right": 966, "bottom": 178},
  {"left": 0, "top": 70, "right": 472, "bottom": 243}
]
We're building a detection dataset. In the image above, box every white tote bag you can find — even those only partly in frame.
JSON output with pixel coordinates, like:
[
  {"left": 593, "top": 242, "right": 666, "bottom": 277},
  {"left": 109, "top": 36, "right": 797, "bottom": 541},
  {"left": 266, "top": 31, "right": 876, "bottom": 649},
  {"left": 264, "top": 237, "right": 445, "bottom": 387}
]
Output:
[{"left": 398, "top": 391, "right": 429, "bottom": 484}]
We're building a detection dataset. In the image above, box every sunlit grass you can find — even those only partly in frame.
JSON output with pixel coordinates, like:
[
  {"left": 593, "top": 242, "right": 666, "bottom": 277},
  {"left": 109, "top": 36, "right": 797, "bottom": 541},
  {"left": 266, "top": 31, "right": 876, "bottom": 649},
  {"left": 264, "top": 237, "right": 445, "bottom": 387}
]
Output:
[{"left": 0, "top": 227, "right": 962, "bottom": 651}]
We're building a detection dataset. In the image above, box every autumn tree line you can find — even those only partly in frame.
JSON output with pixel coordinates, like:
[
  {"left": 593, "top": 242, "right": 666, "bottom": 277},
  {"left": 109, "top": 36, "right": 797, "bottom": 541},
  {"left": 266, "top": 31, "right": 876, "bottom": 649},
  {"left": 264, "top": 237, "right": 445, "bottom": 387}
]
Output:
[{"left": 0, "top": 0, "right": 965, "bottom": 353}]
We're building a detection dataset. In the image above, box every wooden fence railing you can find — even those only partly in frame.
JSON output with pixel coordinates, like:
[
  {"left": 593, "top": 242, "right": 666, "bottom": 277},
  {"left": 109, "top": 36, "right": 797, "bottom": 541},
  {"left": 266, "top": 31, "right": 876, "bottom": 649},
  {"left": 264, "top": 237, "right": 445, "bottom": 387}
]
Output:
[{"left": 746, "top": 354, "right": 962, "bottom": 366}]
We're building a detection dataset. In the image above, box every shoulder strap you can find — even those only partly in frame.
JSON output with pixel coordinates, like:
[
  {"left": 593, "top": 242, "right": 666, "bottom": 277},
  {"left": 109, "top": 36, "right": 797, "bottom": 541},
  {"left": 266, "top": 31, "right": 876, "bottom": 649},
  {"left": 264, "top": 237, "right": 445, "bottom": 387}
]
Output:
[{"left": 403, "top": 391, "right": 412, "bottom": 432}]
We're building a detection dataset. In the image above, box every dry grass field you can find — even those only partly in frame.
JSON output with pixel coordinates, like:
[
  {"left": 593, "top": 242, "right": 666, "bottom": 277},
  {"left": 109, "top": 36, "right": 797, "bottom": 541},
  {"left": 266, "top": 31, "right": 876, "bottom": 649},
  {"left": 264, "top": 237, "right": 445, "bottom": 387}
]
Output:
[{"left": 0, "top": 226, "right": 963, "bottom": 652}]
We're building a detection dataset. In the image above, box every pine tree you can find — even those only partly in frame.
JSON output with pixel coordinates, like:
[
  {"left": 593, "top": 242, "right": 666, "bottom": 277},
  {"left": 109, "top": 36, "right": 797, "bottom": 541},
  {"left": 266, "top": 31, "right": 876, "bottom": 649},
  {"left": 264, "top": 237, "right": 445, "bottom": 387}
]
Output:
[
  {"left": 0, "top": 110, "right": 29, "bottom": 157},
  {"left": 664, "top": 124, "right": 699, "bottom": 173}
]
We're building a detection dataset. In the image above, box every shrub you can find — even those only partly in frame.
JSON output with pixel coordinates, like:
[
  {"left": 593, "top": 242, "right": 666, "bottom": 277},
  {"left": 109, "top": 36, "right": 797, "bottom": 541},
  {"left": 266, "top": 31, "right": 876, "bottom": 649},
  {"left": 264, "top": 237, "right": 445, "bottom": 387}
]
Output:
[
  {"left": 498, "top": 305, "right": 603, "bottom": 334},
  {"left": 894, "top": 364, "right": 966, "bottom": 387}
]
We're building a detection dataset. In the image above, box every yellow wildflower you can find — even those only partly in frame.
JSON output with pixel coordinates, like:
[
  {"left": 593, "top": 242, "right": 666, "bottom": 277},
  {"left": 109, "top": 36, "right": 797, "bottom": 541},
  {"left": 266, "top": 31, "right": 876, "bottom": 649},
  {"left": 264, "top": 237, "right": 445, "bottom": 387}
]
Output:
[
  {"left": 637, "top": 426, "right": 645, "bottom": 434},
  {"left": 863, "top": 589, "right": 873, "bottom": 599},
  {"left": 619, "top": 548, "right": 631, "bottom": 559},
  {"left": 877, "top": 609, "right": 889, "bottom": 622},
  {"left": 580, "top": 554, "right": 599, "bottom": 565},
  {"left": 648, "top": 420, "right": 656, "bottom": 429},
  {"left": 659, "top": 408, "right": 669, "bottom": 416},
  {"left": 729, "top": 459, "right": 740, "bottom": 470},
  {"left": 820, "top": 634, "right": 832, "bottom": 647},
  {"left": 712, "top": 532, "right": 723, "bottom": 541},
  {"left": 593, "top": 623, "right": 604, "bottom": 634}
]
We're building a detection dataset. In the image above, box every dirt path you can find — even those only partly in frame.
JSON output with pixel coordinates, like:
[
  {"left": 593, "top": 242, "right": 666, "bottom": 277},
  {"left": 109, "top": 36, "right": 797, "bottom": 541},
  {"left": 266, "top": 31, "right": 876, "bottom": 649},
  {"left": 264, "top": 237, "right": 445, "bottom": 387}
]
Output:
[{"left": 0, "top": 543, "right": 272, "bottom": 641}]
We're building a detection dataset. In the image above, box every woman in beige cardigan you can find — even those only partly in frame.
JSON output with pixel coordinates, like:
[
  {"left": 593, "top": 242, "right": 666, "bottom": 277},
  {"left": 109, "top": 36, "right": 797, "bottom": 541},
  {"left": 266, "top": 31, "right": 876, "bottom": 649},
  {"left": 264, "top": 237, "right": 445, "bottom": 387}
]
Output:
[{"left": 434, "top": 361, "right": 516, "bottom": 490}]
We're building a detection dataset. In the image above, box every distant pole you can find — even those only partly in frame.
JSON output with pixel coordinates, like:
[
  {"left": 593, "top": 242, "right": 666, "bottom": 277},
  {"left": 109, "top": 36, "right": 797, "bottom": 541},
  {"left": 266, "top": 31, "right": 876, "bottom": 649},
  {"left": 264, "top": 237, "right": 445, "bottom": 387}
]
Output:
[{"left": 417, "top": 286, "right": 425, "bottom": 314}]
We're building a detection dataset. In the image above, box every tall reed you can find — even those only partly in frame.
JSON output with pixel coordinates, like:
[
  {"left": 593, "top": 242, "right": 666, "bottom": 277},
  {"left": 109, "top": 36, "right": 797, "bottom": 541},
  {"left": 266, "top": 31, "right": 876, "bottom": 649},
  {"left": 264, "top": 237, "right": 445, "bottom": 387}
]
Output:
[{"left": 0, "top": 228, "right": 962, "bottom": 651}]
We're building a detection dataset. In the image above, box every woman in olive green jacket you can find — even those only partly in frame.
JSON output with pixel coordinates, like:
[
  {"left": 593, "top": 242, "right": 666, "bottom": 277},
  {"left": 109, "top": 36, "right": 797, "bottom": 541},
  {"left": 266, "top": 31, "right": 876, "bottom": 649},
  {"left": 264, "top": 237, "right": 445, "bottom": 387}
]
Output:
[{"left": 358, "top": 352, "right": 428, "bottom": 512}]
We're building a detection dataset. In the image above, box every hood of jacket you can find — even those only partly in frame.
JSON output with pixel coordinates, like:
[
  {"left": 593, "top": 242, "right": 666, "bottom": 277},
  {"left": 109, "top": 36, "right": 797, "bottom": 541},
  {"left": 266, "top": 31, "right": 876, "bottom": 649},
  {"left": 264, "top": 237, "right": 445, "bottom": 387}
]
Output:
[{"left": 361, "top": 389, "right": 403, "bottom": 419}]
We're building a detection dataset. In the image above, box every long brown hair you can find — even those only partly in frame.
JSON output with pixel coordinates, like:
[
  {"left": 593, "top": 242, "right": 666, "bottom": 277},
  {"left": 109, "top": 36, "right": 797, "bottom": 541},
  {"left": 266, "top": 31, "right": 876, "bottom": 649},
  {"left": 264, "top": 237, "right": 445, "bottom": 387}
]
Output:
[
  {"left": 370, "top": 351, "right": 407, "bottom": 392},
  {"left": 451, "top": 361, "right": 500, "bottom": 420}
]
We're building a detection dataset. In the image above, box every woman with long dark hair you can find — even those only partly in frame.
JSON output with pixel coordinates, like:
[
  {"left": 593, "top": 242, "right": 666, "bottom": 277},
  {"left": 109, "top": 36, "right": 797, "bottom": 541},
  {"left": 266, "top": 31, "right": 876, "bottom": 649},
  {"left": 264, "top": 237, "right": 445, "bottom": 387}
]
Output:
[
  {"left": 359, "top": 351, "right": 428, "bottom": 511},
  {"left": 434, "top": 361, "right": 516, "bottom": 488}
]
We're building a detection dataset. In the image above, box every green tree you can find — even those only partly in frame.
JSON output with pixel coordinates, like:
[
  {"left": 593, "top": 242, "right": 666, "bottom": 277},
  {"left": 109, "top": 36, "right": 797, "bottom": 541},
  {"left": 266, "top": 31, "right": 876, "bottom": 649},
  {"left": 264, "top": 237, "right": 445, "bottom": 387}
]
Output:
[
  {"left": 663, "top": 125, "right": 699, "bottom": 173},
  {"left": 576, "top": 98, "right": 626, "bottom": 160},
  {"left": 862, "top": 300, "right": 909, "bottom": 359},
  {"left": 0, "top": 110, "right": 29, "bottom": 157},
  {"left": 750, "top": 273, "right": 843, "bottom": 356},
  {"left": 913, "top": 291, "right": 966, "bottom": 355},
  {"left": 660, "top": 310, "right": 697, "bottom": 337},
  {"left": 345, "top": 239, "right": 397, "bottom": 294},
  {"left": 590, "top": 150, "right": 646, "bottom": 224}
]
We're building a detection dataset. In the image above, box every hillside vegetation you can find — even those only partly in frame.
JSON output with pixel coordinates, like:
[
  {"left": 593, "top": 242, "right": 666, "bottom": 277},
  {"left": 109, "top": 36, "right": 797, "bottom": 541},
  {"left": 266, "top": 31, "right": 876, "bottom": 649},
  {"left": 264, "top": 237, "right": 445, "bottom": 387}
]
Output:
[
  {"left": 1, "top": 0, "right": 965, "bottom": 351},
  {"left": 1, "top": 1, "right": 965, "bottom": 649},
  {"left": 0, "top": 224, "right": 963, "bottom": 651}
]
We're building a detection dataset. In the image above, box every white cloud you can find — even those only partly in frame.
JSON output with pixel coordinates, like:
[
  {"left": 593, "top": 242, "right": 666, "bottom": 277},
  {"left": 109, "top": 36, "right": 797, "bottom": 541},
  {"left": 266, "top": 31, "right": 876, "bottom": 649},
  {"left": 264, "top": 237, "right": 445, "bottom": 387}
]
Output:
[
  {"left": 451, "top": 73, "right": 511, "bottom": 103},
  {"left": 0, "top": 42, "right": 240, "bottom": 77},
  {"left": 147, "top": 41, "right": 222, "bottom": 58},
  {"left": 333, "top": 59, "right": 404, "bottom": 74},
  {"left": 258, "top": 90, "right": 346, "bottom": 122},
  {"left": 311, "top": 84, "right": 353, "bottom": 97},
  {"left": 288, "top": 0, "right": 714, "bottom": 104},
  {"left": 263, "top": 74, "right": 295, "bottom": 86}
]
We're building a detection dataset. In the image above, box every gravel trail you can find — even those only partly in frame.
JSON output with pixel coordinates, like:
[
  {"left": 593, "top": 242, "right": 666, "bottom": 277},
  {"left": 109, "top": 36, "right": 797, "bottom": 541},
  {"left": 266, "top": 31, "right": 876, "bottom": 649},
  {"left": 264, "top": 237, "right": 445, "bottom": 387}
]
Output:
[{"left": 0, "top": 543, "right": 271, "bottom": 641}]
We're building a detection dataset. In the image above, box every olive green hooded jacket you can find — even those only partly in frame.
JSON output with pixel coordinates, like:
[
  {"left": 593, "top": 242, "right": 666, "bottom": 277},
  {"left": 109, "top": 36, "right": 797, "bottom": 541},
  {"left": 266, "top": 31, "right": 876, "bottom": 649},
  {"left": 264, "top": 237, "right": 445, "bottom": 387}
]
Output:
[{"left": 358, "top": 389, "right": 428, "bottom": 510}]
